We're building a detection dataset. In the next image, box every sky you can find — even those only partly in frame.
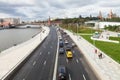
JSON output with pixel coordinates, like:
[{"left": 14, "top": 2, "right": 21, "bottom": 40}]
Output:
[{"left": 0, "top": 0, "right": 120, "bottom": 21}]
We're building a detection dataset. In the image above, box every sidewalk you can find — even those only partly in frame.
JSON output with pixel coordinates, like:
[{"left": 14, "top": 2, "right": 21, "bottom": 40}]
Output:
[
  {"left": 0, "top": 26, "right": 50, "bottom": 80},
  {"left": 65, "top": 30, "right": 120, "bottom": 80}
]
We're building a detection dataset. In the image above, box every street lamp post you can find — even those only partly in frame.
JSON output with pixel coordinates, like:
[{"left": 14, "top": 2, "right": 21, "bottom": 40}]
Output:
[
  {"left": 76, "top": 23, "right": 79, "bottom": 40},
  {"left": 40, "top": 26, "right": 42, "bottom": 41},
  {"left": 93, "top": 34, "right": 96, "bottom": 62}
]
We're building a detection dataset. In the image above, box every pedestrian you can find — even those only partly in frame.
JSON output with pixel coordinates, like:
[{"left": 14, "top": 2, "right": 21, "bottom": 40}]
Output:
[
  {"left": 95, "top": 49, "right": 97, "bottom": 54},
  {"left": 98, "top": 52, "right": 102, "bottom": 59},
  {"left": 102, "top": 35, "right": 103, "bottom": 38}
]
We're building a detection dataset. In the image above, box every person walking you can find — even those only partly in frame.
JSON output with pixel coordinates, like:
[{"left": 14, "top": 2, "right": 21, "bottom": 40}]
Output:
[
  {"left": 98, "top": 52, "right": 102, "bottom": 59},
  {"left": 95, "top": 49, "right": 97, "bottom": 54}
]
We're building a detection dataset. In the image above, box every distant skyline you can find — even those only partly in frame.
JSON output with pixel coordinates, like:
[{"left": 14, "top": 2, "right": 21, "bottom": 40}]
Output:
[{"left": 0, "top": 0, "right": 120, "bottom": 21}]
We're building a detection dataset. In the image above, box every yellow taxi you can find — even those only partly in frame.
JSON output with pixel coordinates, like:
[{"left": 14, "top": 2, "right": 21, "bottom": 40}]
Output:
[{"left": 66, "top": 51, "right": 73, "bottom": 59}]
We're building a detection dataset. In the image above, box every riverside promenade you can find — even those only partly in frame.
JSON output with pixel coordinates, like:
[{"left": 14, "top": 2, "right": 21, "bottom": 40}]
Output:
[
  {"left": 0, "top": 26, "right": 50, "bottom": 80},
  {"left": 65, "top": 30, "right": 120, "bottom": 80}
]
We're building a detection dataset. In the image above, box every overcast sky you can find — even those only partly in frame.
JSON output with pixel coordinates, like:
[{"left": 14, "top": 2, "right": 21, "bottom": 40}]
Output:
[{"left": 0, "top": 0, "right": 120, "bottom": 21}]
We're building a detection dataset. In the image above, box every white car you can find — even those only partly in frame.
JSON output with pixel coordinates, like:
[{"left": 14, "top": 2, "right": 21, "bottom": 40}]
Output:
[{"left": 64, "top": 40, "right": 68, "bottom": 44}]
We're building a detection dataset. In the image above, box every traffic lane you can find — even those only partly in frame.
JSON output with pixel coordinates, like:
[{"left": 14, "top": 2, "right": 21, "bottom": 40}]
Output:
[
  {"left": 57, "top": 50, "right": 86, "bottom": 80},
  {"left": 35, "top": 28, "right": 58, "bottom": 80},
  {"left": 67, "top": 58, "right": 86, "bottom": 80},
  {"left": 69, "top": 50, "right": 90, "bottom": 80},
  {"left": 25, "top": 27, "right": 58, "bottom": 80},
  {"left": 74, "top": 48, "right": 99, "bottom": 80},
  {"left": 12, "top": 27, "right": 58, "bottom": 80},
  {"left": 12, "top": 35, "right": 51, "bottom": 80},
  {"left": 58, "top": 31, "right": 87, "bottom": 80},
  {"left": 57, "top": 53, "right": 68, "bottom": 80},
  {"left": 66, "top": 35, "right": 99, "bottom": 80}
]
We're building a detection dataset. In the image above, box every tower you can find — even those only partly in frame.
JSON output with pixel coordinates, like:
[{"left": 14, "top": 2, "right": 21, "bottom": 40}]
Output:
[
  {"left": 98, "top": 11, "right": 103, "bottom": 20},
  {"left": 108, "top": 9, "right": 113, "bottom": 19},
  {"left": 48, "top": 16, "right": 51, "bottom": 26}
]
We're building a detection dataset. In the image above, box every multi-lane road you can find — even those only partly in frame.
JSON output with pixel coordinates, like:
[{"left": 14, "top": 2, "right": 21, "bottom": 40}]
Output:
[{"left": 10, "top": 27, "right": 99, "bottom": 80}]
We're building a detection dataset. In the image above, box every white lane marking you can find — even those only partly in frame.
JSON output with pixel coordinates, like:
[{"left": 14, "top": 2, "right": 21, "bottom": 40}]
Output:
[
  {"left": 50, "top": 46, "right": 53, "bottom": 49},
  {"left": 44, "top": 61, "right": 46, "bottom": 65},
  {"left": 83, "top": 74, "right": 86, "bottom": 80},
  {"left": 69, "top": 74, "right": 71, "bottom": 80},
  {"left": 66, "top": 59, "right": 68, "bottom": 63},
  {"left": 52, "top": 31, "right": 59, "bottom": 80},
  {"left": 48, "top": 52, "right": 50, "bottom": 55},
  {"left": 76, "top": 59, "right": 79, "bottom": 63},
  {"left": 33, "top": 61, "right": 36, "bottom": 66},
  {"left": 39, "top": 52, "right": 42, "bottom": 55}
]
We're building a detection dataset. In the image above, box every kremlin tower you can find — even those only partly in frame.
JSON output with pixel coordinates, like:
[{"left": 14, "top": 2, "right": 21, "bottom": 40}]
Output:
[
  {"left": 108, "top": 9, "right": 117, "bottom": 19},
  {"left": 98, "top": 11, "right": 103, "bottom": 20},
  {"left": 48, "top": 16, "right": 51, "bottom": 26}
]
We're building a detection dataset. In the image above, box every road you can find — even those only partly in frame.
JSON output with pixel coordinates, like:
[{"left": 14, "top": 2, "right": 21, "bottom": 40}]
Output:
[
  {"left": 11, "top": 27, "right": 58, "bottom": 80},
  {"left": 10, "top": 27, "right": 99, "bottom": 80},
  {"left": 57, "top": 30, "right": 99, "bottom": 80}
]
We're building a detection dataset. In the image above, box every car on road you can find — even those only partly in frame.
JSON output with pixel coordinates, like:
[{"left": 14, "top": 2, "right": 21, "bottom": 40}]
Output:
[
  {"left": 64, "top": 40, "right": 68, "bottom": 45},
  {"left": 71, "top": 43, "right": 77, "bottom": 48},
  {"left": 59, "top": 37, "right": 63, "bottom": 41},
  {"left": 59, "top": 48, "right": 65, "bottom": 54},
  {"left": 65, "top": 45, "right": 72, "bottom": 51},
  {"left": 58, "top": 66, "right": 67, "bottom": 80},
  {"left": 66, "top": 51, "right": 73, "bottom": 59},
  {"left": 59, "top": 41, "right": 64, "bottom": 47}
]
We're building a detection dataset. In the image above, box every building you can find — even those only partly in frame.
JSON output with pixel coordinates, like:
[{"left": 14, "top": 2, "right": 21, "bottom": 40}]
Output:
[
  {"left": 98, "top": 11, "right": 103, "bottom": 20},
  {"left": 0, "top": 18, "right": 20, "bottom": 27},
  {"left": 48, "top": 16, "right": 51, "bottom": 26},
  {"left": 107, "top": 10, "right": 117, "bottom": 19},
  {"left": 85, "top": 21, "right": 120, "bottom": 29}
]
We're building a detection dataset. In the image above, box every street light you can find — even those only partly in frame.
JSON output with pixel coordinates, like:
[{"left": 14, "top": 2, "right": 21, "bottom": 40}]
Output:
[
  {"left": 76, "top": 23, "right": 79, "bottom": 40},
  {"left": 92, "top": 33, "right": 96, "bottom": 62}
]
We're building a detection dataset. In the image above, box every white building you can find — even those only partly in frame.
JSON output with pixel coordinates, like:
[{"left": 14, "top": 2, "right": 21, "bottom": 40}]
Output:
[
  {"left": 0, "top": 18, "right": 20, "bottom": 27},
  {"left": 3, "top": 18, "right": 20, "bottom": 25},
  {"left": 98, "top": 22, "right": 120, "bottom": 28},
  {"left": 85, "top": 21, "right": 120, "bottom": 29}
]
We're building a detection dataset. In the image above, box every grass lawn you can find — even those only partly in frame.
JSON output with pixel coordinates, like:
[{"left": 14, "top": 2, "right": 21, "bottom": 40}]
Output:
[
  {"left": 109, "top": 37, "right": 120, "bottom": 42},
  {"left": 81, "top": 35, "right": 120, "bottom": 63}
]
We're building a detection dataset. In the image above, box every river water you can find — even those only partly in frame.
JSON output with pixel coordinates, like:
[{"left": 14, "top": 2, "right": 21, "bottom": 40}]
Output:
[{"left": 0, "top": 28, "right": 41, "bottom": 52}]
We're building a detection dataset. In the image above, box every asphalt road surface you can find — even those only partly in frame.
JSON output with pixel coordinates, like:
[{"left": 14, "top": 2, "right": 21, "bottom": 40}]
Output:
[
  {"left": 11, "top": 27, "right": 58, "bottom": 80},
  {"left": 57, "top": 30, "right": 99, "bottom": 80},
  {"left": 10, "top": 26, "right": 99, "bottom": 80}
]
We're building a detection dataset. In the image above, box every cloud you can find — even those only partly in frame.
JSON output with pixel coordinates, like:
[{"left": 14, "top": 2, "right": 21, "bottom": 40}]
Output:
[
  {"left": 0, "top": 0, "right": 120, "bottom": 20},
  {"left": 98, "top": 1, "right": 120, "bottom": 7}
]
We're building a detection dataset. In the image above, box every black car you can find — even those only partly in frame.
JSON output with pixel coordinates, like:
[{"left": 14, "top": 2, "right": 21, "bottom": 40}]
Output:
[
  {"left": 58, "top": 66, "right": 67, "bottom": 80},
  {"left": 59, "top": 48, "right": 65, "bottom": 54},
  {"left": 66, "top": 44, "right": 72, "bottom": 51},
  {"left": 59, "top": 41, "right": 64, "bottom": 47}
]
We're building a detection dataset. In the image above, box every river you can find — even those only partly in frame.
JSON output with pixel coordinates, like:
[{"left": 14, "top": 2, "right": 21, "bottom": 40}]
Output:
[{"left": 0, "top": 28, "right": 41, "bottom": 52}]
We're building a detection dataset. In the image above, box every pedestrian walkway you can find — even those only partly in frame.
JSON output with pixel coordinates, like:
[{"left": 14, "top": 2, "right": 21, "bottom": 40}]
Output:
[{"left": 65, "top": 30, "right": 120, "bottom": 80}]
